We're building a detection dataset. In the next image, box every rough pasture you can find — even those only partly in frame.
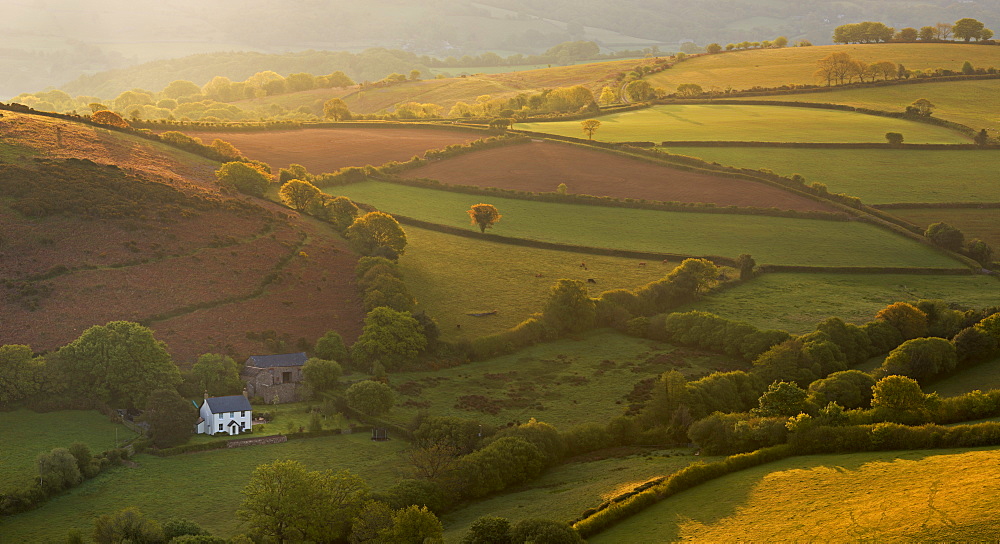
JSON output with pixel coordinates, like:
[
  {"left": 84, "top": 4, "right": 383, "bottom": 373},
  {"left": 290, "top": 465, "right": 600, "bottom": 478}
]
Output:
[
  {"left": 177, "top": 127, "right": 485, "bottom": 174},
  {"left": 403, "top": 140, "right": 837, "bottom": 213},
  {"left": 589, "top": 447, "right": 1000, "bottom": 543},
  {"left": 888, "top": 208, "right": 1000, "bottom": 251}
]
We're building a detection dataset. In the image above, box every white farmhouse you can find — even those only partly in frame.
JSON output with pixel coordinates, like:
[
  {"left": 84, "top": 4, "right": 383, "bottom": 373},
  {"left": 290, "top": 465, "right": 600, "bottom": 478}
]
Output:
[{"left": 196, "top": 392, "right": 253, "bottom": 436}]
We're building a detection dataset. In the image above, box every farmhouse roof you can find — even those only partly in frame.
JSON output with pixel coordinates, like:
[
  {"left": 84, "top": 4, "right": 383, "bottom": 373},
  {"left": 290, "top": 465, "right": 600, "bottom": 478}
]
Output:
[
  {"left": 246, "top": 352, "right": 308, "bottom": 368},
  {"left": 205, "top": 395, "right": 252, "bottom": 414}
]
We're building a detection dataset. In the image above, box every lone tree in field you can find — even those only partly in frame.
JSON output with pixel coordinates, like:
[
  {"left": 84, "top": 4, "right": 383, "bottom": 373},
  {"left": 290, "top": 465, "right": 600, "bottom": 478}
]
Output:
[
  {"left": 323, "top": 98, "right": 352, "bottom": 121},
  {"left": 885, "top": 132, "right": 904, "bottom": 146},
  {"left": 580, "top": 119, "right": 601, "bottom": 140},
  {"left": 90, "top": 110, "right": 129, "bottom": 128},
  {"left": 467, "top": 203, "right": 502, "bottom": 233}
]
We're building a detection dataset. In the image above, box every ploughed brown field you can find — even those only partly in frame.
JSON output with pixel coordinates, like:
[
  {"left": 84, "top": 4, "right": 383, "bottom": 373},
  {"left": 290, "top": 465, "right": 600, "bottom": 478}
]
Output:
[
  {"left": 403, "top": 141, "right": 839, "bottom": 213},
  {"left": 0, "top": 113, "right": 364, "bottom": 361},
  {"left": 179, "top": 127, "right": 486, "bottom": 174}
]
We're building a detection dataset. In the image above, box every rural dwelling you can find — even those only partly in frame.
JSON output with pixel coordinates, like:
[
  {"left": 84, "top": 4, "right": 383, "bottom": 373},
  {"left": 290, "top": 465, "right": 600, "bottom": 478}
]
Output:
[
  {"left": 241, "top": 352, "right": 309, "bottom": 403},
  {"left": 196, "top": 392, "right": 253, "bottom": 436}
]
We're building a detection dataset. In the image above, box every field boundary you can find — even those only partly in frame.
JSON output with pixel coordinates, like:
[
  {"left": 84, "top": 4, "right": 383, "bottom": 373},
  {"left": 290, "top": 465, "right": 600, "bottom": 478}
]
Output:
[
  {"left": 875, "top": 202, "right": 1000, "bottom": 209},
  {"left": 659, "top": 141, "right": 996, "bottom": 149}
]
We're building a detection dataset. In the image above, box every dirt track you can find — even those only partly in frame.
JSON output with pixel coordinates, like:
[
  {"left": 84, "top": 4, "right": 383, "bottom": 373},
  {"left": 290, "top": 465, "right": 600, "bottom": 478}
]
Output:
[
  {"left": 181, "top": 127, "right": 485, "bottom": 174},
  {"left": 403, "top": 141, "right": 838, "bottom": 213}
]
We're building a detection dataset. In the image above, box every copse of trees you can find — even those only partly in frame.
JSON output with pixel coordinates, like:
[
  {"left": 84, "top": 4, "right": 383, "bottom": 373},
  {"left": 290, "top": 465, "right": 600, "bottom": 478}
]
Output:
[{"left": 834, "top": 18, "right": 993, "bottom": 43}]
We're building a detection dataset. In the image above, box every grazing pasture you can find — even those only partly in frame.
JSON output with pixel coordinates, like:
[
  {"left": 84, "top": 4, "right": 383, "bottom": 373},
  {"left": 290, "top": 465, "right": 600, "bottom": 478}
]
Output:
[
  {"left": 680, "top": 272, "right": 1000, "bottom": 334},
  {"left": 176, "top": 127, "right": 485, "bottom": 174},
  {"left": 387, "top": 330, "right": 743, "bottom": 430},
  {"left": 924, "top": 356, "right": 1000, "bottom": 398},
  {"left": 661, "top": 147, "right": 1000, "bottom": 204},
  {"left": 889, "top": 208, "right": 1000, "bottom": 250},
  {"left": 401, "top": 226, "right": 675, "bottom": 340},
  {"left": 442, "top": 448, "right": 718, "bottom": 542},
  {"left": 0, "top": 410, "right": 138, "bottom": 494},
  {"left": 589, "top": 447, "right": 1000, "bottom": 543},
  {"left": 644, "top": 43, "right": 1000, "bottom": 91},
  {"left": 517, "top": 104, "right": 971, "bottom": 143},
  {"left": 326, "top": 181, "right": 963, "bottom": 268},
  {"left": 403, "top": 140, "right": 837, "bottom": 212},
  {"left": 0, "top": 433, "right": 407, "bottom": 541},
  {"left": 767, "top": 79, "right": 1000, "bottom": 132}
]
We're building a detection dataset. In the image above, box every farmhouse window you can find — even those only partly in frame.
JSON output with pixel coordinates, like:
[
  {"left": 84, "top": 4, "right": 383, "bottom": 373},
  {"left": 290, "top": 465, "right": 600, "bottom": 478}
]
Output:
[
  {"left": 218, "top": 424, "right": 223, "bottom": 431},
  {"left": 282, "top": 371, "right": 292, "bottom": 383},
  {"left": 241, "top": 411, "right": 246, "bottom": 417}
]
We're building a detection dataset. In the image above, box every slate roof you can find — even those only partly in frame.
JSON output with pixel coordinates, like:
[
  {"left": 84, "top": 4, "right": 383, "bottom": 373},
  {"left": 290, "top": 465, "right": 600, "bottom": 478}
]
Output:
[
  {"left": 246, "top": 352, "right": 308, "bottom": 368},
  {"left": 205, "top": 395, "right": 252, "bottom": 414}
]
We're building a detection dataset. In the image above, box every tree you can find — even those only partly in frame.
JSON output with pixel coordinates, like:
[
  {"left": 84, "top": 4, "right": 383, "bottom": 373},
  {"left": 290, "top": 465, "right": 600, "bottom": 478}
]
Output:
[
  {"left": 141, "top": 388, "right": 198, "bottom": 448},
  {"left": 580, "top": 119, "right": 601, "bottom": 140},
  {"left": 894, "top": 27, "right": 918, "bottom": 41},
  {"left": 191, "top": 353, "right": 243, "bottom": 396},
  {"left": 351, "top": 500, "right": 395, "bottom": 543},
  {"left": 542, "top": 279, "right": 596, "bottom": 334},
  {"left": 871, "top": 375, "right": 928, "bottom": 412},
  {"left": 875, "top": 302, "right": 929, "bottom": 340},
  {"left": 808, "top": 370, "right": 877, "bottom": 409},
  {"left": 238, "top": 460, "right": 369, "bottom": 543},
  {"left": 954, "top": 18, "right": 986, "bottom": 41},
  {"left": 973, "top": 129, "right": 990, "bottom": 146},
  {"left": 323, "top": 196, "right": 361, "bottom": 232},
  {"left": 352, "top": 307, "right": 427, "bottom": 370},
  {"left": 162, "top": 519, "right": 207, "bottom": 541},
  {"left": 735, "top": 253, "right": 755, "bottom": 281},
  {"left": 885, "top": 132, "right": 904, "bottom": 145},
  {"left": 347, "top": 211, "right": 407, "bottom": 256},
  {"left": 962, "top": 61, "right": 976, "bottom": 75},
  {"left": 215, "top": 161, "right": 270, "bottom": 197},
  {"left": 162, "top": 80, "right": 202, "bottom": 99},
  {"left": 624, "top": 80, "right": 653, "bottom": 101},
  {"left": 706, "top": 43, "right": 722, "bottom": 54},
  {"left": 382, "top": 505, "right": 444, "bottom": 543},
  {"left": 752, "top": 381, "right": 810, "bottom": 417},
  {"left": 323, "top": 98, "right": 352, "bottom": 121},
  {"left": 91, "top": 110, "right": 129, "bottom": 128},
  {"left": 510, "top": 519, "right": 583, "bottom": 544},
  {"left": 925, "top": 222, "right": 965, "bottom": 251},
  {"left": 488, "top": 118, "right": 512, "bottom": 132},
  {"left": 37, "top": 447, "right": 82, "bottom": 491},
  {"left": 918, "top": 26, "right": 936, "bottom": 41},
  {"left": 461, "top": 516, "right": 511, "bottom": 544},
  {"left": 815, "top": 52, "right": 854, "bottom": 85},
  {"left": 0, "top": 344, "right": 46, "bottom": 408},
  {"left": 345, "top": 380, "right": 395, "bottom": 415},
  {"left": 301, "top": 357, "right": 342, "bottom": 395},
  {"left": 210, "top": 139, "right": 242, "bottom": 160},
  {"left": 598, "top": 86, "right": 617, "bottom": 105},
  {"left": 279, "top": 179, "right": 322, "bottom": 211},
  {"left": 676, "top": 83, "right": 703, "bottom": 97},
  {"left": 68, "top": 442, "right": 94, "bottom": 476},
  {"left": 909, "top": 98, "right": 934, "bottom": 116},
  {"left": 314, "top": 331, "right": 349, "bottom": 362},
  {"left": 93, "top": 507, "right": 165, "bottom": 544},
  {"left": 773, "top": 36, "right": 789, "bottom": 47},
  {"left": 55, "top": 321, "right": 180, "bottom": 409},
  {"left": 880, "top": 337, "right": 957, "bottom": 382},
  {"left": 467, "top": 203, "right": 502, "bottom": 233},
  {"left": 966, "top": 239, "right": 994, "bottom": 266},
  {"left": 935, "top": 22, "right": 953, "bottom": 40}
]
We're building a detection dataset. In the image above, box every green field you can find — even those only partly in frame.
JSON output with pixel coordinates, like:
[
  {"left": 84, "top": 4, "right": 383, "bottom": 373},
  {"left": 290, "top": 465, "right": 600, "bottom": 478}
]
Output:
[
  {"left": 0, "top": 433, "right": 407, "bottom": 541},
  {"left": 645, "top": 43, "right": 1000, "bottom": 92},
  {"left": 925, "top": 357, "right": 1000, "bottom": 398},
  {"left": 680, "top": 272, "right": 1000, "bottom": 334},
  {"left": 0, "top": 410, "right": 139, "bottom": 494},
  {"left": 401, "top": 226, "right": 681, "bottom": 340},
  {"left": 441, "top": 448, "right": 719, "bottom": 543},
  {"left": 889, "top": 208, "right": 1000, "bottom": 250},
  {"left": 661, "top": 147, "right": 1000, "bottom": 204},
  {"left": 768, "top": 79, "right": 1000, "bottom": 132},
  {"left": 387, "top": 330, "right": 741, "bottom": 430},
  {"left": 326, "top": 182, "right": 963, "bottom": 268},
  {"left": 517, "top": 104, "right": 970, "bottom": 143},
  {"left": 590, "top": 447, "right": 1000, "bottom": 542}
]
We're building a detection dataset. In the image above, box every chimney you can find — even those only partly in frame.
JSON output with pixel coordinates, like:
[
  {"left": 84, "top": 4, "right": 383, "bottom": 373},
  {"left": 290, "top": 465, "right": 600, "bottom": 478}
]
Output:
[
  {"left": 204, "top": 391, "right": 209, "bottom": 400},
  {"left": 243, "top": 388, "right": 249, "bottom": 399}
]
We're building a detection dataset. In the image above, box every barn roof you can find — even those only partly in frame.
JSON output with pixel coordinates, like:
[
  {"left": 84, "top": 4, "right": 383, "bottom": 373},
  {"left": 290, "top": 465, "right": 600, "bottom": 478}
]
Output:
[
  {"left": 246, "top": 352, "right": 308, "bottom": 368},
  {"left": 205, "top": 395, "right": 252, "bottom": 414}
]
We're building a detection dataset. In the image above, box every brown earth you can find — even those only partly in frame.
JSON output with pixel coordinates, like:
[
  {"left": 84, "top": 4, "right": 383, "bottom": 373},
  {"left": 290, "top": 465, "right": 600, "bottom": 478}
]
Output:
[
  {"left": 0, "top": 113, "right": 364, "bottom": 362},
  {"left": 178, "top": 127, "right": 486, "bottom": 174},
  {"left": 403, "top": 141, "right": 840, "bottom": 213}
]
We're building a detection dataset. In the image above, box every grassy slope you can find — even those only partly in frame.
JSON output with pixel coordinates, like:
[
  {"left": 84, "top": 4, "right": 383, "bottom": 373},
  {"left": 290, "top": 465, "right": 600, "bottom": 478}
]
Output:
[
  {"left": 401, "top": 226, "right": 678, "bottom": 340},
  {"left": 590, "top": 447, "right": 1000, "bottom": 543},
  {"left": 441, "top": 449, "right": 719, "bottom": 543},
  {"left": 661, "top": 147, "right": 1000, "bottom": 204},
  {"left": 517, "top": 104, "right": 970, "bottom": 143},
  {"left": 645, "top": 43, "right": 1000, "bottom": 91},
  {"left": 925, "top": 357, "right": 1000, "bottom": 398},
  {"left": 889, "top": 208, "right": 1000, "bottom": 250},
  {"left": 767, "top": 79, "right": 1000, "bottom": 132},
  {"left": 0, "top": 433, "right": 407, "bottom": 541},
  {"left": 387, "top": 330, "right": 741, "bottom": 430},
  {"left": 0, "top": 410, "right": 139, "bottom": 494},
  {"left": 326, "top": 182, "right": 962, "bottom": 268},
  {"left": 679, "top": 272, "right": 1000, "bottom": 334}
]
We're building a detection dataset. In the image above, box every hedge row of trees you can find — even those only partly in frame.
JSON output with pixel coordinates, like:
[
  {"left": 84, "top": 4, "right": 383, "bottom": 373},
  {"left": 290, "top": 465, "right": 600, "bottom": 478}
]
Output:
[{"left": 834, "top": 18, "right": 994, "bottom": 44}]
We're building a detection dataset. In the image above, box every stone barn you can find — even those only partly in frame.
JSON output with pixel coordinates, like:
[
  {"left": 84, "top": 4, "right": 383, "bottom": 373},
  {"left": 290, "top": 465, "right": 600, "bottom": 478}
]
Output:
[{"left": 241, "top": 352, "right": 308, "bottom": 403}]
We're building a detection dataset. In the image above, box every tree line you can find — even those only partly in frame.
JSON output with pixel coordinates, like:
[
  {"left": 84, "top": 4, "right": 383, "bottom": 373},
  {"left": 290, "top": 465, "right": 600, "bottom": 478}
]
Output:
[{"left": 833, "top": 18, "right": 994, "bottom": 44}]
